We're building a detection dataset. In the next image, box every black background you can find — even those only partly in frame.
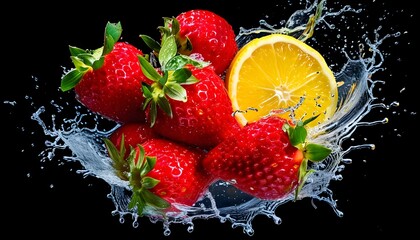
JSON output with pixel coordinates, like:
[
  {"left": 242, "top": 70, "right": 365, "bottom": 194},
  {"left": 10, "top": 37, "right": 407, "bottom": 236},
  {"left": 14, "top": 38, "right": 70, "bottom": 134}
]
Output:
[{"left": 3, "top": 0, "right": 417, "bottom": 239}]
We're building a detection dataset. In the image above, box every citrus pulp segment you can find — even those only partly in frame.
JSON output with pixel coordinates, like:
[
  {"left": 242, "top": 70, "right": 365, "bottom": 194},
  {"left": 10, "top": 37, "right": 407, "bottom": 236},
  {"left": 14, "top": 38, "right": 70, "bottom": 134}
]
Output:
[{"left": 226, "top": 33, "right": 338, "bottom": 128}]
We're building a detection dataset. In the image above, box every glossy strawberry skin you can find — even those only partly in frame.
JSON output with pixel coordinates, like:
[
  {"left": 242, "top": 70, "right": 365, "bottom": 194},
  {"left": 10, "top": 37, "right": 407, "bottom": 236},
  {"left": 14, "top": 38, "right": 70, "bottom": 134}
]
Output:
[
  {"left": 109, "top": 122, "right": 157, "bottom": 157},
  {"left": 137, "top": 138, "right": 213, "bottom": 208},
  {"left": 151, "top": 65, "right": 241, "bottom": 149},
  {"left": 75, "top": 42, "right": 149, "bottom": 123},
  {"left": 202, "top": 115, "right": 303, "bottom": 200},
  {"left": 176, "top": 9, "right": 238, "bottom": 75}
]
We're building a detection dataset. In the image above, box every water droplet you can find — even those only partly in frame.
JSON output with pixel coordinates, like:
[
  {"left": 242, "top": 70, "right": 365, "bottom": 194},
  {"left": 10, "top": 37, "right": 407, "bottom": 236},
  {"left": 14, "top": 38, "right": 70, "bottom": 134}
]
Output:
[
  {"left": 163, "top": 229, "right": 171, "bottom": 236},
  {"left": 3, "top": 100, "right": 17, "bottom": 106},
  {"left": 132, "top": 220, "right": 139, "bottom": 228},
  {"left": 342, "top": 158, "right": 353, "bottom": 164}
]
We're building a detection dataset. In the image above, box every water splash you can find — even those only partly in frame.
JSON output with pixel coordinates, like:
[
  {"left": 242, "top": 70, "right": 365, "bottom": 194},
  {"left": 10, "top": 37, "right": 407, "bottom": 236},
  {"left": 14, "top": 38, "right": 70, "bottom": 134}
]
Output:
[{"left": 25, "top": 0, "right": 406, "bottom": 237}]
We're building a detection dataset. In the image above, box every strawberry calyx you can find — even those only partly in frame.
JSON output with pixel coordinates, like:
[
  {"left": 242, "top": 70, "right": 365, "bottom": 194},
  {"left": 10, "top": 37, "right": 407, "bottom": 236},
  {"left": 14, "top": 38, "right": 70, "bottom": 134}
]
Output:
[
  {"left": 282, "top": 115, "right": 332, "bottom": 200},
  {"left": 103, "top": 135, "right": 130, "bottom": 180},
  {"left": 162, "top": 17, "right": 193, "bottom": 55},
  {"left": 60, "top": 21, "right": 123, "bottom": 92},
  {"left": 141, "top": 17, "right": 193, "bottom": 57},
  {"left": 128, "top": 145, "right": 171, "bottom": 216},
  {"left": 103, "top": 135, "right": 171, "bottom": 216},
  {"left": 139, "top": 26, "right": 210, "bottom": 127}
]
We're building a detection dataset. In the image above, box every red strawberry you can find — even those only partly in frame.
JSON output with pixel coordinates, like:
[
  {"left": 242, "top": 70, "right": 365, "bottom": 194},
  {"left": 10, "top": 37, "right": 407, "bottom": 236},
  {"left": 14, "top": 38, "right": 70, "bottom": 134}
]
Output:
[
  {"left": 109, "top": 122, "right": 156, "bottom": 151},
  {"left": 60, "top": 22, "right": 149, "bottom": 123},
  {"left": 104, "top": 137, "right": 213, "bottom": 215},
  {"left": 139, "top": 29, "right": 241, "bottom": 148},
  {"left": 140, "top": 57, "right": 241, "bottom": 149},
  {"left": 108, "top": 122, "right": 157, "bottom": 158},
  {"left": 141, "top": 9, "right": 238, "bottom": 76},
  {"left": 175, "top": 9, "right": 238, "bottom": 75},
  {"left": 202, "top": 115, "right": 332, "bottom": 200}
]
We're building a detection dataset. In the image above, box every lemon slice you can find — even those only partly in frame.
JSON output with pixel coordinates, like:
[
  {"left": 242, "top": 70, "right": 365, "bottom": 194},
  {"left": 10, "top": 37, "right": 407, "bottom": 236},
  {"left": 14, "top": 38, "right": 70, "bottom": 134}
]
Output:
[{"left": 226, "top": 33, "right": 338, "bottom": 128}]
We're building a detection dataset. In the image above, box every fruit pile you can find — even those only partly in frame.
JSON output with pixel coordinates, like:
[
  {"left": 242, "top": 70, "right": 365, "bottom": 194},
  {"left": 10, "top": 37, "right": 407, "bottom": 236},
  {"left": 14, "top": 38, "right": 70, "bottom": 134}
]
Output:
[{"left": 61, "top": 9, "right": 335, "bottom": 216}]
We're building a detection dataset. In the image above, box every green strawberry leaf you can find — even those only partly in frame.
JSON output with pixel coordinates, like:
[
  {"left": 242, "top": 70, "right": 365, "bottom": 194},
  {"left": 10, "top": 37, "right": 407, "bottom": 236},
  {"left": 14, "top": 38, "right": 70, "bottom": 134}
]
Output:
[
  {"left": 172, "top": 68, "right": 200, "bottom": 85},
  {"left": 165, "top": 56, "right": 189, "bottom": 71},
  {"left": 141, "top": 155, "right": 157, "bottom": 176},
  {"left": 103, "top": 138, "right": 120, "bottom": 161},
  {"left": 149, "top": 101, "right": 158, "bottom": 127},
  {"left": 91, "top": 56, "right": 105, "bottom": 70},
  {"left": 305, "top": 143, "right": 332, "bottom": 162},
  {"left": 103, "top": 135, "right": 131, "bottom": 181},
  {"left": 128, "top": 191, "right": 145, "bottom": 215},
  {"left": 183, "top": 74, "right": 200, "bottom": 85},
  {"left": 142, "top": 189, "right": 171, "bottom": 209},
  {"left": 71, "top": 54, "right": 95, "bottom": 67},
  {"left": 166, "top": 55, "right": 210, "bottom": 72},
  {"left": 139, "top": 55, "right": 161, "bottom": 81},
  {"left": 142, "top": 176, "right": 160, "bottom": 189},
  {"left": 172, "top": 68, "right": 192, "bottom": 83},
  {"left": 167, "top": 17, "right": 193, "bottom": 55},
  {"left": 141, "top": 83, "right": 153, "bottom": 102},
  {"left": 69, "top": 55, "right": 84, "bottom": 68},
  {"left": 104, "top": 21, "right": 122, "bottom": 55},
  {"left": 164, "top": 82, "right": 187, "bottom": 102},
  {"left": 136, "top": 144, "right": 146, "bottom": 166},
  {"left": 159, "top": 35, "right": 177, "bottom": 68},
  {"left": 130, "top": 189, "right": 170, "bottom": 216},
  {"left": 69, "top": 46, "right": 87, "bottom": 56},
  {"left": 158, "top": 71, "right": 169, "bottom": 86},
  {"left": 168, "top": 17, "right": 180, "bottom": 35},
  {"left": 159, "top": 17, "right": 174, "bottom": 42},
  {"left": 284, "top": 114, "right": 320, "bottom": 147},
  {"left": 156, "top": 95, "right": 172, "bottom": 117},
  {"left": 92, "top": 47, "right": 105, "bottom": 60},
  {"left": 140, "top": 34, "right": 161, "bottom": 53},
  {"left": 60, "top": 69, "right": 85, "bottom": 92},
  {"left": 288, "top": 123, "right": 307, "bottom": 147},
  {"left": 295, "top": 168, "right": 315, "bottom": 201},
  {"left": 158, "top": 26, "right": 171, "bottom": 41}
]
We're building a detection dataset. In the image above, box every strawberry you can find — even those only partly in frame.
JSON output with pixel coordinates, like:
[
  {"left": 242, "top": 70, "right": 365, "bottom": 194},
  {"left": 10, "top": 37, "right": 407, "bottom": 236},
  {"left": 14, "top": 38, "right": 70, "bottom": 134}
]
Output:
[
  {"left": 146, "top": 64, "right": 241, "bottom": 149},
  {"left": 104, "top": 137, "right": 213, "bottom": 215},
  {"left": 175, "top": 9, "right": 238, "bottom": 75},
  {"left": 141, "top": 61, "right": 241, "bottom": 148},
  {"left": 108, "top": 122, "right": 157, "bottom": 158},
  {"left": 202, "top": 114, "right": 332, "bottom": 200},
  {"left": 60, "top": 22, "right": 149, "bottom": 123},
  {"left": 139, "top": 31, "right": 241, "bottom": 149},
  {"left": 141, "top": 9, "right": 238, "bottom": 76}
]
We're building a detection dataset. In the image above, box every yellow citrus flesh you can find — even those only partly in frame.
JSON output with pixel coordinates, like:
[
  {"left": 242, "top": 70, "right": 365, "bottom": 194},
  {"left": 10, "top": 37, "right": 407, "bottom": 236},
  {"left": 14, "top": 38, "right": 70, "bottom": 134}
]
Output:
[{"left": 226, "top": 33, "right": 338, "bottom": 128}]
